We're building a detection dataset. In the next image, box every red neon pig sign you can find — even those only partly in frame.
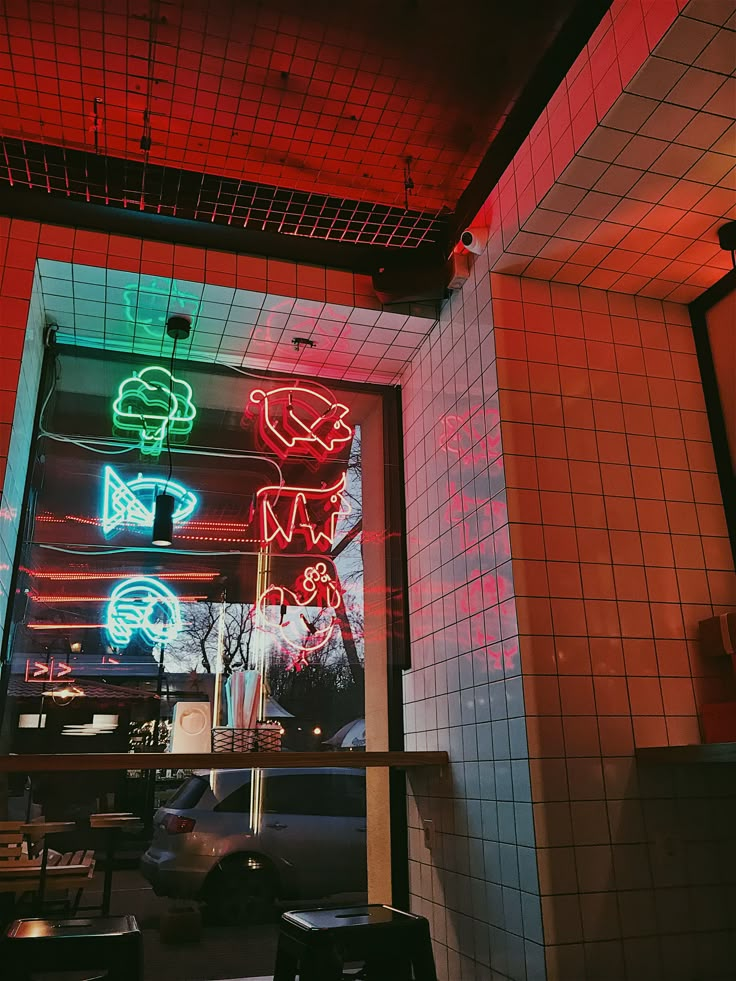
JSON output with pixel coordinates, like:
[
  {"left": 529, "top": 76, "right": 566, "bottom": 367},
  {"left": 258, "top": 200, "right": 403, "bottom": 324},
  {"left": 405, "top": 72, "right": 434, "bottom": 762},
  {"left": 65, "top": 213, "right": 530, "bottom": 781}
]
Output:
[{"left": 246, "top": 386, "right": 353, "bottom": 463}]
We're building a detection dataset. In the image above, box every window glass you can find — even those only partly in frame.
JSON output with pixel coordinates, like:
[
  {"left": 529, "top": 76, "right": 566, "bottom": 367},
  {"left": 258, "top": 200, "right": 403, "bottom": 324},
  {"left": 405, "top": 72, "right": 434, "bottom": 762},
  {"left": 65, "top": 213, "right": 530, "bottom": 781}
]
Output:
[
  {"left": 263, "top": 772, "right": 365, "bottom": 817},
  {"left": 213, "top": 778, "right": 253, "bottom": 814},
  {"left": 167, "top": 775, "right": 207, "bottom": 809},
  {"left": 1, "top": 349, "right": 384, "bottom": 762},
  {"left": 334, "top": 774, "right": 367, "bottom": 818}
]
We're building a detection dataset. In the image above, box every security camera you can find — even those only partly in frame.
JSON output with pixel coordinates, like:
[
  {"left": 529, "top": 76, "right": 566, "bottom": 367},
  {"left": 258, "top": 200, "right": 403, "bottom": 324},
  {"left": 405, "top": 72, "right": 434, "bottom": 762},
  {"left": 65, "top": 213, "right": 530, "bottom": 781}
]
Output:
[{"left": 460, "top": 228, "right": 487, "bottom": 255}]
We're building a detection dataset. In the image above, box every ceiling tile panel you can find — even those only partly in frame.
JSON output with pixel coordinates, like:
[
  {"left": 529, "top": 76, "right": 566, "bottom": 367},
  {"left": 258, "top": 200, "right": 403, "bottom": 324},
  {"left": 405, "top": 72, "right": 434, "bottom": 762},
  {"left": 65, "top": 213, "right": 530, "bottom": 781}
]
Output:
[
  {"left": 494, "top": 5, "right": 735, "bottom": 300},
  {"left": 0, "top": 0, "right": 589, "bottom": 216},
  {"left": 38, "top": 259, "right": 435, "bottom": 387}
]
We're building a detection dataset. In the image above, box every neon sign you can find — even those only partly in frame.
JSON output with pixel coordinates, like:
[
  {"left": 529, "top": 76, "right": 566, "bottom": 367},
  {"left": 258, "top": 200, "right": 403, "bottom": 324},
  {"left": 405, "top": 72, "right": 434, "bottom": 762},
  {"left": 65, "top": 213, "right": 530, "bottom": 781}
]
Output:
[
  {"left": 28, "top": 571, "right": 218, "bottom": 581},
  {"left": 255, "top": 562, "right": 342, "bottom": 671},
  {"left": 24, "top": 658, "right": 73, "bottom": 683},
  {"left": 123, "top": 280, "right": 200, "bottom": 338},
  {"left": 246, "top": 386, "right": 353, "bottom": 463},
  {"left": 257, "top": 472, "right": 350, "bottom": 551},
  {"left": 106, "top": 576, "right": 182, "bottom": 647},
  {"left": 112, "top": 366, "right": 197, "bottom": 458},
  {"left": 102, "top": 466, "right": 198, "bottom": 536}
]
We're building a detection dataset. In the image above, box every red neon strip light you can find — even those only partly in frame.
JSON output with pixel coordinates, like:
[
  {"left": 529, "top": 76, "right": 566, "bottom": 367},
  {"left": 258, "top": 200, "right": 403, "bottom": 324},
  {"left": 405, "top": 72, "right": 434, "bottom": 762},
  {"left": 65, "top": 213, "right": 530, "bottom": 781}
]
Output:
[
  {"left": 27, "top": 571, "right": 219, "bottom": 581},
  {"left": 30, "top": 594, "right": 206, "bottom": 603},
  {"left": 246, "top": 386, "right": 354, "bottom": 463},
  {"left": 38, "top": 515, "right": 259, "bottom": 533},
  {"left": 173, "top": 535, "right": 261, "bottom": 544},
  {"left": 257, "top": 472, "right": 350, "bottom": 552},
  {"left": 27, "top": 624, "right": 106, "bottom": 630}
]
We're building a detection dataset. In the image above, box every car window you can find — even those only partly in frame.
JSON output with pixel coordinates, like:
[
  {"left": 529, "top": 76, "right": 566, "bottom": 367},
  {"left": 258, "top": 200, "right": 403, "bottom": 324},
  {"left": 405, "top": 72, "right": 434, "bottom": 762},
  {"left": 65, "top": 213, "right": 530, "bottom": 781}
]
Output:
[
  {"left": 213, "top": 778, "right": 253, "bottom": 813},
  {"left": 334, "top": 775, "right": 366, "bottom": 818},
  {"left": 263, "top": 773, "right": 365, "bottom": 817},
  {"left": 167, "top": 775, "right": 207, "bottom": 809}
]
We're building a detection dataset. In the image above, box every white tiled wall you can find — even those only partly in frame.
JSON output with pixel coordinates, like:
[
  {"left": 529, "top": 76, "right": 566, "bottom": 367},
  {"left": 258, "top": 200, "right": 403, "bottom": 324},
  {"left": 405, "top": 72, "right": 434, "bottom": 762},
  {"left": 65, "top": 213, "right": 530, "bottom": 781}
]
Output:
[
  {"left": 0, "top": 269, "right": 44, "bottom": 629},
  {"left": 402, "top": 247, "right": 545, "bottom": 981},
  {"left": 401, "top": 254, "right": 736, "bottom": 981}
]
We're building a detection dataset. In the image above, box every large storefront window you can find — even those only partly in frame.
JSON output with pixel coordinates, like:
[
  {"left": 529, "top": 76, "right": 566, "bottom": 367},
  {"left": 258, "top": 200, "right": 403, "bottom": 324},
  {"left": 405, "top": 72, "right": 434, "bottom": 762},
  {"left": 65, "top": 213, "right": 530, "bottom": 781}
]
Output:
[{"left": 1, "top": 347, "right": 396, "bottom": 759}]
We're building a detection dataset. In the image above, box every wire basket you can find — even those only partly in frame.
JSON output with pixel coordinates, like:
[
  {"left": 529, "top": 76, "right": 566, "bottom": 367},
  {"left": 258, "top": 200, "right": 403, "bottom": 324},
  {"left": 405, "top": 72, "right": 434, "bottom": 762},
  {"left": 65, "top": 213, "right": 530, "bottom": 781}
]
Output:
[{"left": 211, "top": 725, "right": 283, "bottom": 753}]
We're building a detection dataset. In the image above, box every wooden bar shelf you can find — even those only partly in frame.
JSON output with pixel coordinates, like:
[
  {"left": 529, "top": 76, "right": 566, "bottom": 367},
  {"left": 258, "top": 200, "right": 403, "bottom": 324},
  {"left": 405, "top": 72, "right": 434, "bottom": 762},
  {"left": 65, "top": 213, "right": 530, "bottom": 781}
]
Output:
[{"left": 0, "top": 751, "right": 448, "bottom": 774}]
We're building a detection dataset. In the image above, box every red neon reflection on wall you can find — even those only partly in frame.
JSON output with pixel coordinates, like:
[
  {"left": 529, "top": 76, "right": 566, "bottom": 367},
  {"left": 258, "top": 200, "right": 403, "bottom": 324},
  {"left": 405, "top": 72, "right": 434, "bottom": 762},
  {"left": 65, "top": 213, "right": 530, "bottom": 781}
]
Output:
[
  {"left": 445, "top": 483, "right": 508, "bottom": 550},
  {"left": 439, "top": 407, "right": 501, "bottom": 465},
  {"left": 24, "top": 658, "right": 73, "bottom": 683},
  {"left": 246, "top": 386, "right": 353, "bottom": 462},
  {"left": 255, "top": 562, "right": 342, "bottom": 671},
  {"left": 257, "top": 472, "right": 350, "bottom": 551}
]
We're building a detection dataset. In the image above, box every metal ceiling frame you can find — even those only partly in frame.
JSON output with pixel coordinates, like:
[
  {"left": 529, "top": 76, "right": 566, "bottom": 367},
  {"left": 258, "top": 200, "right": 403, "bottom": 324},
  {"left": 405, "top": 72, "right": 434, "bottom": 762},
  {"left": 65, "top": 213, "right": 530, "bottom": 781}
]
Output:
[{"left": 0, "top": 0, "right": 612, "bottom": 277}]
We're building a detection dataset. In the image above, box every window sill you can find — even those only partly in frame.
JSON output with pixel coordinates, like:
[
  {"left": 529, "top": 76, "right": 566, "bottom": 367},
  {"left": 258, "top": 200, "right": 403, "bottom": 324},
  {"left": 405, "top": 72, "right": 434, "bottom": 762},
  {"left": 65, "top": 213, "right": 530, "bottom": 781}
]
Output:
[
  {"left": 636, "top": 742, "right": 736, "bottom": 764},
  {"left": 0, "top": 750, "right": 449, "bottom": 773}
]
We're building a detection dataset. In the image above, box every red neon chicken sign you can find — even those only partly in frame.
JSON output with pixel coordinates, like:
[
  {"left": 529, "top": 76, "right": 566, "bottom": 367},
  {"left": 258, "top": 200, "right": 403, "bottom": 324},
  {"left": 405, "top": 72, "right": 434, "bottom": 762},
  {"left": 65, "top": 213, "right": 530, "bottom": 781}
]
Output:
[
  {"left": 254, "top": 562, "right": 342, "bottom": 671},
  {"left": 246, "top": 386, "right": 354, "bottom": 463},
  {"left": 256, "top": 472, "right": 351, "bottom": 551}
]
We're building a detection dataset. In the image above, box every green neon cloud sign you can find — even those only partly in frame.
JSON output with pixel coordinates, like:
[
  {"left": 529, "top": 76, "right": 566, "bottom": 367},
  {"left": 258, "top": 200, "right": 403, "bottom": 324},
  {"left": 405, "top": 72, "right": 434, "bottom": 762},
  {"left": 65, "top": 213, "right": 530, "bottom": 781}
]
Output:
[{"left": 112, "top": 366, "right": 197, "bottom": 458}]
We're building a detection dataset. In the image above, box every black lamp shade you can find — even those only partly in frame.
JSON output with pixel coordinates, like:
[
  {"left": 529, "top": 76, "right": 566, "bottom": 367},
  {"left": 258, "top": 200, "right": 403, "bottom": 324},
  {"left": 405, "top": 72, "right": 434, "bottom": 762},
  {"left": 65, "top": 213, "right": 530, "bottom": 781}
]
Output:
[{"left": 152, "top": 493, "right": 175, "bottom": 547}]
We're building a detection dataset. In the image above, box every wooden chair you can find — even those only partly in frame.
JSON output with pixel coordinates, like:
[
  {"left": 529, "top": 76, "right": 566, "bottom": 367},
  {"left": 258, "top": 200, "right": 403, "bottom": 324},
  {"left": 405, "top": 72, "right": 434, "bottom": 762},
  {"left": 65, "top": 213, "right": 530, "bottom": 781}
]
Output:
[
  {"left": 0, "top": 821, "right": 96, "bottom": 914},
  {"left": 0, "top": 823, "right": 27, "bottom": 866}
]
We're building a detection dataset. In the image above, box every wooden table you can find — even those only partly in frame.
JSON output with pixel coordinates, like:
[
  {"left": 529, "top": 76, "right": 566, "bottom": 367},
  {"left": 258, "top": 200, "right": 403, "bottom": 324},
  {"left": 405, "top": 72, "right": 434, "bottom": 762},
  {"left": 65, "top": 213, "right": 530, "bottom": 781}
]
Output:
[
  {"left": 89, "top": 813, "right": 143, "bottom": 916},
  {"left": 20, "top": 820, "right": 75, "bottom": 912}
]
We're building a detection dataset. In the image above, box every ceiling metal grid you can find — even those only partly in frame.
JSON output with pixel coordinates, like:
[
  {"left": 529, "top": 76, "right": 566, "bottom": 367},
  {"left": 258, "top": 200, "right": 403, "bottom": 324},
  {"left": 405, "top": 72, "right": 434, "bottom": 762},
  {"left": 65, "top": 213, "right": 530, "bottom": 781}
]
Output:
[
  {"left": 0, "top": 0, "right": 584, "bottom": 212},
  {"left": 0, "top": 136, "right": 447, "bottom": 249}
]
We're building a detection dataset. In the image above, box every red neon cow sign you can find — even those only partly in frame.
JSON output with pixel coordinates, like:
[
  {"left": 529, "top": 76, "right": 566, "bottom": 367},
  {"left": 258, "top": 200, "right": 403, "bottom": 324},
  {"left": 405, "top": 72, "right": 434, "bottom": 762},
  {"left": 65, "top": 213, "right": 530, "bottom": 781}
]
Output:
[
  {"left": 256, "top": 473, "right": 351, "bottom": 551},
  {"left": 254, "top": 562, "right": 342, "bottom": 671},
  {"left": 246, "top": 386, "right": 353, "bottom": 462}
]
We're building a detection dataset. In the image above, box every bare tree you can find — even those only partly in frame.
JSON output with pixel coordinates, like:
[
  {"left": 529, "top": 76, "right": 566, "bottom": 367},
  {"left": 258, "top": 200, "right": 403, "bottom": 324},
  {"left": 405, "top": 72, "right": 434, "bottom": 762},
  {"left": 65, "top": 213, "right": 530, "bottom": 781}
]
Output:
[
  {"left": 266, "top": 631, "right": 362, "bottom": 729},
  {"left": 169, "top": 600, "right": 257, "bottom": 676},
  {"left": 167, "top": 429, "right": 367, "bottom": 695}
]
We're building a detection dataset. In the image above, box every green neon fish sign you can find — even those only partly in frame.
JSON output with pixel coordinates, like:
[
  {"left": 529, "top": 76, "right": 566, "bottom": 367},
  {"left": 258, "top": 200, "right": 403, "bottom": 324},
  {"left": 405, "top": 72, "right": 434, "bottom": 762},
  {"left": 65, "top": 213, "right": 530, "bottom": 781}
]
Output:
[{"left": 112, "top": 366, "right": 197, "bottom": 458}]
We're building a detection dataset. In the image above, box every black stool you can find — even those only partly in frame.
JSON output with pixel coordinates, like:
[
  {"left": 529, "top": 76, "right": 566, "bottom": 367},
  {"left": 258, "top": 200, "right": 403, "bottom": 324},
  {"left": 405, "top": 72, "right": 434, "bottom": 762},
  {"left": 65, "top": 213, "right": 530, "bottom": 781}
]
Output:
[
  {"left": 3, "top": 915, "right": 143, "bottom": 981},
  {"left": 273, "top": 904, "right": 438, "bottom": 981}
]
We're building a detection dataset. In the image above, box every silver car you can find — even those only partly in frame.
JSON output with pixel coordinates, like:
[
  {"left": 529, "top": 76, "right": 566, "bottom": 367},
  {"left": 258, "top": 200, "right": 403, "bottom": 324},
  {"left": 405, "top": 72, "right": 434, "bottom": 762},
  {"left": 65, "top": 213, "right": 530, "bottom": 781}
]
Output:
[{"left": 140, "top": 767, "right": 367, "bottom": 922}]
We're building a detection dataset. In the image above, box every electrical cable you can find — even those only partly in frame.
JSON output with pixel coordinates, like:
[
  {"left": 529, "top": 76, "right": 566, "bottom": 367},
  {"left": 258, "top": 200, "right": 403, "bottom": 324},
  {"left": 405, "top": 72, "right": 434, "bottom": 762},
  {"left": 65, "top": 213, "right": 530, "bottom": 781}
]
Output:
[
  {"left": 38, "top": 342, "right": 285, "bottom": 478},
  {"left": 164, "top": 333, "right": 178, "bottom": 492},
  {"left": 225, "top": 363, "right": 343, "bottom": 403},
  {"left": 37, "top": 355, "right": 131, "bottom": 454},
  {"left": 37, "top": 544, "right": 268, "bottom": 557},
  {"left": 38, "top": 429, "right": 286, "bottom": 477},
  {"left": 41, "top": 433, "right": 136, "bottom": 455}
]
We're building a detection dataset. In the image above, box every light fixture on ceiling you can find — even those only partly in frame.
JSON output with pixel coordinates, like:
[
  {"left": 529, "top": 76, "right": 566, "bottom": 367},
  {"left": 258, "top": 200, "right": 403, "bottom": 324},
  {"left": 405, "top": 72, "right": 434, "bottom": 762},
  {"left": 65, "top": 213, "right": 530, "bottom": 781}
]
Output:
[
  {"left": 152, "top": 490, "right": 175, "bottom": 547},
  {"left": 717, "top": 221, "right": 736, "bottom": 269},
  {"left": 291, "top": 336, "right": 315, "bottom": 351},
  {"left": 152, "top": 315, "right": 192, "bottom": 547}
]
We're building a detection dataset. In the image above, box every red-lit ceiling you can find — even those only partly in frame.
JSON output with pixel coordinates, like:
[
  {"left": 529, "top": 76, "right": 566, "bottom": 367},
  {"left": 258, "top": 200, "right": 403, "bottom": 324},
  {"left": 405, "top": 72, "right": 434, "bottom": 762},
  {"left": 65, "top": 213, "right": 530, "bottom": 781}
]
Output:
[{"left": 0, "top": 0, "right": 590, "bottom": 212}]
